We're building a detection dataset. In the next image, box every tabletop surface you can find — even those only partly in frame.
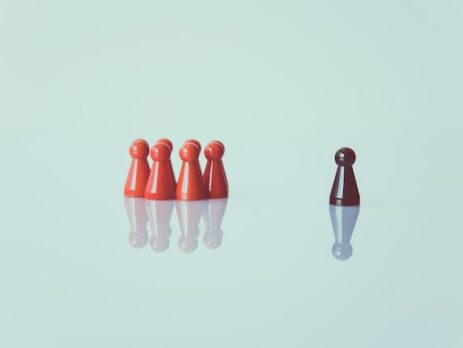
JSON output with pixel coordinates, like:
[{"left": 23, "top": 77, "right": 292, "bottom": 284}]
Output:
[{"left": 1, "top": 1, "right": 462, "bottom": 347}]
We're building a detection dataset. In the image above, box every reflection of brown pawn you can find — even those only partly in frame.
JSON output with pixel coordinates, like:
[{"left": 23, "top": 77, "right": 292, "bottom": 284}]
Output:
[
  {"left": 329, "top": 148, "right": 360, "bottom": 206},
  {"left": 124, "top": 197, "right": 149, "bottom": 248},
  {"left": 176, "top": 201, "right": 205, "bottom": 253},
  {"left": 202, "top": 198, "right": 228, "bottom": 249},
  {"left": 145, "top": 200, "right": 174, "bottom": 252}
]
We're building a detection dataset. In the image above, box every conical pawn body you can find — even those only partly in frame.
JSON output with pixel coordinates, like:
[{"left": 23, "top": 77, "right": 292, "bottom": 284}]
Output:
[
  {"left": 203, "top": 141, "right": 228, "bottom": 199},
  {"left": 124, "top": 139, "right": 151, "bottom": 197},
  {"left": 176, "top": 142, "right": 206, "bottom": 200},
  {"left": 329, "top": 147, "right": 360, "bottom": 206},
  {"left": 145, "top": 142, "right": 176, "bottom": 200}
]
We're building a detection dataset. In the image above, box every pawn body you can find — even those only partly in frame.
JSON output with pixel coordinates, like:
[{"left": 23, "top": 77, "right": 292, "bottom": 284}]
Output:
[
  {"left": 124, "top": 139, "right": 151, "bottom": 197},
  {"left": 203, "top": 141, "right": 228, "bottom": 199},
  {"left": 176, "top": 141, "right": 206, "bottom": 200},
  {"left": 145, "top": 141, "right": 176, "bottom": 200},
  {"left": 329, "top": 147, "right": 360, "bottom": 206}
]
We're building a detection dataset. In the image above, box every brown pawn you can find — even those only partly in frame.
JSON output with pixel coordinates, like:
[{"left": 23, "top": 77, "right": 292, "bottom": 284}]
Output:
[
  {"left": 203, "top": 141, "right": 228, "bottom": 199},
  {"left": 124, "top": 139, "right": 151, "bottom": 197},
  {"left": 329, "top": 147, "right": 360, "bottom": 206},
  {"left": 176, "top": 142, "right": 206, "bottom": 200}
]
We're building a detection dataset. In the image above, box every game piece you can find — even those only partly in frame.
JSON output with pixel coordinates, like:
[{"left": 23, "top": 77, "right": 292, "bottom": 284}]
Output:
[
  {"left": 176, "top": 141, "right": 206, "bottom": 200},
  {"left": 329, "top": 147, "right": 360, "bottom": 206},
  {"left": 184, "top": 139, "right": 201, "bottom": 151},
  {"left": 176, "top": 200, "right": 206, "bottom": 253},
  {"left": 145, "top": 200, "right": 174, "bottom": 252},
  {"left": 144, "top": 141, "right": 176, "bottom": 200},
  {"left": 203, "top": 140, "right": 228, "bottom": 198},
  {"left": 202, "top": 198, "right": 228, "bottom": 249},
  {"left": 156, "top": 138, "right": 173, "bottom": 152},
  {"left": 124, "top": 197, "right": 149, "bottom": 248},
  {"left": 329, "top": 205, "right": 360, "bottom": 260},
  {"left": 124, "top": 139, "right": 151, "bottom": 197}
]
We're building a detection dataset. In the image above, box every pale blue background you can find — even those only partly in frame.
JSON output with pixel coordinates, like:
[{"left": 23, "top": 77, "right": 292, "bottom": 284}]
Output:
[{"left": 1, "top": 1, "right": 462, "bottom": 347}]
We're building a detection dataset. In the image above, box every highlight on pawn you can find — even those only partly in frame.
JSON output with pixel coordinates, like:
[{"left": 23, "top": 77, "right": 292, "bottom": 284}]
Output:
[{"left": 124, "top": 138, "right": 228, "bottom": 200}]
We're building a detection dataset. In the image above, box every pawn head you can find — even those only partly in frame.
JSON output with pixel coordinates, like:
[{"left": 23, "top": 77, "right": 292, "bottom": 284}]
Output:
[
  {"left": 185, "top": 139, "right": 201, "bottom": 151},
  {"left": 157, "top": 138, "right": 173, "bottom": 152},
  {"left": 151, "top": 143, "right": 171, "bottom": 161},
  {"left": 179, "top": 142, "right": 200, "bottom": 162},
  {"left": 332, "top": 243, "right": 353, "bottom": 260},
  {"left": 335, "top": 147, "right": 356, "bottom": 166},
  {"left": 129, "top": 139, "right": 149, "bottom": 159},
  {"left": 204, "top": 141, "right": 225, "bottom": 160}
]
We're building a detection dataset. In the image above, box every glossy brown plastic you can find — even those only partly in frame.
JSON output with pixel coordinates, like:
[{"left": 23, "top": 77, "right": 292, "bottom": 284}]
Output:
[{"left": 329, "top": 147, "right": 360, "bottom": 206}]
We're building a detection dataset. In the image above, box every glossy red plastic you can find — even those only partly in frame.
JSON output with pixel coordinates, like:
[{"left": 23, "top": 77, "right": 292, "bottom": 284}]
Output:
[
  {"left": 176, "top": 141, "right": 206, "bottom": 200},
  {"left": 184, "top": 139, "right": 201, "bottom": 152},
  {"left": 176, "top": 200, "right": 205, "bottom": 253},
  {"left": 156, "top": 138, "right": 173, "bottom": 152},
  {"left": 145, "top": 141, "right": 177, "bottom": 200},
  {"left": 203, "top": 140, "right": 228, "bottom": 199},
  {"left": 124, "top": 139, "right": 151, "bottom": 197}
]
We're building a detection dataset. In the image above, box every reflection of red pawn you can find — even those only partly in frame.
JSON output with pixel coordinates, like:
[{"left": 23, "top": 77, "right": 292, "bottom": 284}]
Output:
[
  {"left": 145, "top": 141, "right": 177, "bottom": 200},
  {"left": 203, "top": 141, "right": 228, "bottom": 198},
  {"left": 176, "top": 142, "right": 206, "bottom": 200},
  {"left": 124, "top": 139, "right": 150, "bottom": 197}
]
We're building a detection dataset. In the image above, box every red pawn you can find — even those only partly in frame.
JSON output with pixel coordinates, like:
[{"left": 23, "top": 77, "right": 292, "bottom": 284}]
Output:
[
  {"left": 176, "top": 142, "right": 206, "bottom": 200},
  {"left": 203, "top": 141, "right": 228, "bottom": 198},
  {"left": 145, "top": 141, "right": 176, "bottom": 200},
  {"left": 184, "top": 139, "right": 201, "bottom": 152},
  {"left": 124, "top": 139, "right": 150, "bottom": 197},
  {"left": 156, "top": 138, "right": 173, "bottom": 152}
]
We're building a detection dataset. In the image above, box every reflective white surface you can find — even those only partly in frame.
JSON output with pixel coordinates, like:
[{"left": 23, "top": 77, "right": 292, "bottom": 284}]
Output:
[{"left": 1, "top": 1, "right": 463, "bottom": 347}]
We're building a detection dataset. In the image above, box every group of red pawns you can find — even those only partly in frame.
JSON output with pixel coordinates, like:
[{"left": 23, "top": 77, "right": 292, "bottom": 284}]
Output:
[{"left": 124, "top": 138, "right": 228, "bottom": 201}]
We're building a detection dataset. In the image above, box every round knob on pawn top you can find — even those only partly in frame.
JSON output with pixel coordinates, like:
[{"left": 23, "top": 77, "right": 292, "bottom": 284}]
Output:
[
  {"left": 184, "top": 139, "right": 201, "bottom": 152},
  {"left": 156, "top": 138, "right": 173, "bottom": 152},
  {"left": 129, "top": 139, "right": 149, "bottom": 159},
  {"left": 204, "top": 141, "right": 225, "bottom": 160},
  {"left": 335, "top": 147, "right": 356, "bottom": 166},
  {"left": 151, "top": 143, "right": 171, "bottom": 162},
  {"left": 179, "top": 142, "right": 200, "bottom": 162}
]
